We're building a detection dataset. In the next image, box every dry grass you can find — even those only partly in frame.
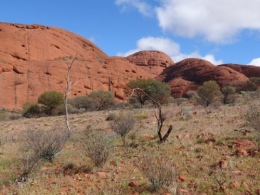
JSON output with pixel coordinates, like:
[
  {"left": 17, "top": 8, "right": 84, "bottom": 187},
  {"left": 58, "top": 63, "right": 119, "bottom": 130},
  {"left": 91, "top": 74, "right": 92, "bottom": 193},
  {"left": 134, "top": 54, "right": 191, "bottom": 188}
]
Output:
[{"left": 0, "top": 97, "right": 260, "bottom": 194}]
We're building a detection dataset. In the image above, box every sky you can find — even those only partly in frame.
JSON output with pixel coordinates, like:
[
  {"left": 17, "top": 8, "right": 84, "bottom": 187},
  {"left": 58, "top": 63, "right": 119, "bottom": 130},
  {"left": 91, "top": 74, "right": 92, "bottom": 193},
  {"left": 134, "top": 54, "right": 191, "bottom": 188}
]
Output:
[{"left": 1, "top": 0, "right": 260, "bottom": 66}]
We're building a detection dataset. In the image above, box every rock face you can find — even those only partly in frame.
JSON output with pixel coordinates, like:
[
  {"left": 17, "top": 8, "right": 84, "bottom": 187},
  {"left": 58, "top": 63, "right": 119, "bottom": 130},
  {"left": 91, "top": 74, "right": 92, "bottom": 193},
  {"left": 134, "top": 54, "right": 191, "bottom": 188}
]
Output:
[
  {"left": 156, "top": 58, "right": 248, "bottom": 97},
  {"left": 0, "top": 23, "right": 153, "bottom": 110},
  {"left": 219, "top": 64, "right": 260, "bottom": 78},
  {"left": 126, "top": 50, "right": 174, "bottom": 76}
]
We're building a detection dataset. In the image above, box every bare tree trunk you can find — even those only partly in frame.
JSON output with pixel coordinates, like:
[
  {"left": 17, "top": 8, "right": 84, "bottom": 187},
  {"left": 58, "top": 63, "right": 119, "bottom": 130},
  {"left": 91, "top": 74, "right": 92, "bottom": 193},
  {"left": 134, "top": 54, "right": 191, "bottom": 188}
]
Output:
[
  {"left": 131, "top": 88, "right": 172, "bottom": 142},
  {"left": 64, "top": 57, "right": 77, "bottom": 138}
]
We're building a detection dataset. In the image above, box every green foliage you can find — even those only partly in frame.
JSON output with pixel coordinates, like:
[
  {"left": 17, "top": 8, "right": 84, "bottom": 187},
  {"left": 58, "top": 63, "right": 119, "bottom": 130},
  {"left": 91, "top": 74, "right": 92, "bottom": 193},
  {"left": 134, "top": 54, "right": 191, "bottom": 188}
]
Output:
[
  {"left": 88, "top": 90, "right": 115, "bottom": 111},
  {"left": 38, "top": 91, "right": 64, "bottom": 115},
  {"left": 127, "top": 78, "right": 154, "bottom": 107},
  {"left": 127, "top": 78, "right": 171, "bottom": 107},
  {"left": 146, "top": 80, "right": 171, "bottom": 104},
  {"left": 22, "top": 102, "right": 42, "bottom": 118},
  {"left": 68, "top": 95, "right": 93, "bottom": 110},
  {"left": 196, "top": 80, "right": 221, "bottom": 107},
  {"left": 221, "top": 85, "right": 236, "bottom": 104}
]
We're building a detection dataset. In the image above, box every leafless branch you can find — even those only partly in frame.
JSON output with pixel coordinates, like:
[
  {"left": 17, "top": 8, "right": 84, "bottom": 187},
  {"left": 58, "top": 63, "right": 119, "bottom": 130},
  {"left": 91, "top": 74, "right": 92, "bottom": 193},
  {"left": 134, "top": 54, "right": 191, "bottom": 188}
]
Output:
[{"left": 64, "top": 56, "right": 77, "bottom": 137}]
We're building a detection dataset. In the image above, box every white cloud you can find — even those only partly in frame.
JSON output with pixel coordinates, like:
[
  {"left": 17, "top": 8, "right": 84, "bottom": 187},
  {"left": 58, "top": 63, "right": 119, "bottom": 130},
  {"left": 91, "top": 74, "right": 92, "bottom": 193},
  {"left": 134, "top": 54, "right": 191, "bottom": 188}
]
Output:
[
  {"left": 156, "top": 0, "right": 260, "bottom": 43},
  {"left": 117, "top": 36, "right": 223, "bottom": 65},
  {"left": 116, "top": 0, "right": 260, "bottom": 43},
  {"left": 248, "top": 58, "right": 260, "bottom": 66},
  {"left": 115, "top": 0, "right": 153, "bottom": 16}
]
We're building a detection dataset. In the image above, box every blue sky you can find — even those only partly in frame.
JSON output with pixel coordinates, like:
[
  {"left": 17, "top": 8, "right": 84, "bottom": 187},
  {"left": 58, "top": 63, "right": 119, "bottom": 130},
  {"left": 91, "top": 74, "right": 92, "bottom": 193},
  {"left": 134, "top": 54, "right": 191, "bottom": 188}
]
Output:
[{"left": 1, "top": 0, "right": 260, "bottom": 65}]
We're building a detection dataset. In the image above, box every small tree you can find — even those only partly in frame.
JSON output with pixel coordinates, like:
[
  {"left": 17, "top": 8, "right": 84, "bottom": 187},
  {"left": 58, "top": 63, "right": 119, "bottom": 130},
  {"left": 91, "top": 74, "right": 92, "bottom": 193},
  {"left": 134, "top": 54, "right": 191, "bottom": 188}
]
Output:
[
  {"left": 127, "top": 78, "right": 154, "bottom": 108},
  {"left": 88, "top": 90, "right": 115, "bottom": 111},
  {"left": 38, "top": 91, "right": 64, "bottom": 115},
  {"left": 111, "top": 113, "right": 135, "bottom": 146},
  {"left": 146, "top": 81, "right": 171, "bottom": 105},
  {"left": 127, "top": 78, "right": 171, "bottom": 107},
  {"left": 196, "top": 80, "right": 221, "bottom": 107}
]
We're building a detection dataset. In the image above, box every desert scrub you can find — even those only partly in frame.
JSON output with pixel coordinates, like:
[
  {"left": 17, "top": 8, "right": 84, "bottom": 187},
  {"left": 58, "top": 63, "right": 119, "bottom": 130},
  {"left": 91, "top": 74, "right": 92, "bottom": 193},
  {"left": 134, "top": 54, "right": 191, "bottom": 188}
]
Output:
[
  {"left": 245, "top": 103, "right": 260, "bottom": 132},
  {"left": 23, "top": 128, "right": 68, "bottom": 162},
  {"left": 80, "top": 130, "right": 115, "bottom": 168},
  {"left": 138, "top": 155, "right": 176, "bottom": 193},
  {"left": 111, "top": 112, "right": 135, "bottom": 146}
]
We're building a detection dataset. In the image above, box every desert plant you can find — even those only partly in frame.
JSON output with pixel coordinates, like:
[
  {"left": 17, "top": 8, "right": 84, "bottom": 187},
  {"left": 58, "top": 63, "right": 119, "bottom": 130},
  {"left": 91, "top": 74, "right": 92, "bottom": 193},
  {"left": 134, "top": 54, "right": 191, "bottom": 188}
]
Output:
[
  {"left": 38, "top": 91, "right": 64, "bottom": 115},
  {"left": 88, "top": 90, "right": 115, "bottom": 111},
  {"left": 111, "top": 113, "right": 135, "bottom": 146},
  {"left": 146, "top": 80, "right": 171, "bottom": 105},
  {"left": 127, "top": 78, "right": 171, "bottom": 107},
  {"left": 24, "top": 128, "right": 68, "bottom": 162},
  {"left": 221, "top": 85, "right": 236, "bottom": 104},
  {"left": 245, "top": 103, "right": 260, "bottom": 132},
  {"left": 196, "top": 80, "right": 221, "bottom": 108},
  {"left": 22, "top": 102, "right": 42, "bottom": 118},
  {"left": 126, "top": 78, "right": 154, "bottom": 108},
  {"left": 131, "top": 88, "right": 173, "bottom": 142},
  {"left": 80, "top": 130, "right": 115, "bottom": 168},
  {"left": 18, "top": 153, "right": 42, "bottom": 182},
  {"left": 138, "top": 155, "right": 176, "bottom": 192}
]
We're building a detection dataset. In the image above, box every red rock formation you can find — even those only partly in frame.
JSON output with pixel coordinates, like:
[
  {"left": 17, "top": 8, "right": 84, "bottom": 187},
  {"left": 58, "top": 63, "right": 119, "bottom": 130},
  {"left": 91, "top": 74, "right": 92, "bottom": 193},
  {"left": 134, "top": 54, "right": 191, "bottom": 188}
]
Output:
[
  {"left": 126, "top": 50, "right": 174, "bottom": 76},
  {"left": 0, "top": 23, "right": 152, "bottom": 110},
  {"left": 219, "top": 64, "right": 260, "bottom": 78},
  {"left": 156, "top": 58, "right": 248, "bottom": 97}
]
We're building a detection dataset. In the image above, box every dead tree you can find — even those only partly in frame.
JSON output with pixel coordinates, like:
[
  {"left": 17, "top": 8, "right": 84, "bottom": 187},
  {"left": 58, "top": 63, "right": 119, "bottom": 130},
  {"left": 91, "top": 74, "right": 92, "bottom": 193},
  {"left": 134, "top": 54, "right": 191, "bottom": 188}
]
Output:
[
  {"left": 131, "top": 88, "right": 173, "bottom": 142},
  {"left": 64, "top": 56, "right": 77, "bottom": 137}
]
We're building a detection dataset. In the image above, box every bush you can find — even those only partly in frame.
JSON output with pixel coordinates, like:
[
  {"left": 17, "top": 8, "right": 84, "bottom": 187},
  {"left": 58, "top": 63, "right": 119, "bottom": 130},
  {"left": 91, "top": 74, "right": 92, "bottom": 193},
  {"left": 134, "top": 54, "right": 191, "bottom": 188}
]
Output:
[
  {"left": 18, "top": 153, "right": 42, "bottom": 182},
  {"left": 245, "top": 103, "right": 260, "bottom": 132},
  {"left": 127, "top": 78, "right": 171, "bottom": 107},
  {"left": 138, "top": 156, "right": 176, "bottom": 192},
  {"left": 221, "top": 86, "right": 236, "bottom": 104},
  {"left": 24, "top": 128, "right": 68, "bottom": 162},
  {"left": 80, "top": 130, "right": 115, "bottom": 167},
  {"left": 22, "top": 102, "right": 42, "bottom": 118},
  {"left": 68, "top": 95, "right": 95, "bottom": 110},
  {"left": 38, "top": 91, "right": 64, "bottom": 115},
  {"left": 88, "top": 90, "right": 115, "bottom": 111},
  {"left": 146, "top": 80, "right": 171, "bottom": 105},
  {"left": 111, "top": 113, "right": 135, "bottom": 146},
  {"left": 196, "top": 80, "right": 221, "bottom": 107}
]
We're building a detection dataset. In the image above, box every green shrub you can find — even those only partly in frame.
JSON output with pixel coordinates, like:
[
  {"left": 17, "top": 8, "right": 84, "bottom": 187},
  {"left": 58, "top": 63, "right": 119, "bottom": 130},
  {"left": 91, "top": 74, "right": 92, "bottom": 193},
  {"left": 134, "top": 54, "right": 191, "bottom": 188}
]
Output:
[
  {"left": 88, "top": 90, "right": 115, "bottom": 111},
  {"left": 38, "top": 91, "right": 64, "bottom": 115},
  {"left": 68, "top": 95, "right": 95, "bottom": 110},
  {"left": 22, "top": 102, "right": 42, "bottom": 118},
  {"left": 196, "top": 80, "right": 221, "bottom": 108},
  {"left": 221, "top": 86, "right": 236, "bottom": 104}
]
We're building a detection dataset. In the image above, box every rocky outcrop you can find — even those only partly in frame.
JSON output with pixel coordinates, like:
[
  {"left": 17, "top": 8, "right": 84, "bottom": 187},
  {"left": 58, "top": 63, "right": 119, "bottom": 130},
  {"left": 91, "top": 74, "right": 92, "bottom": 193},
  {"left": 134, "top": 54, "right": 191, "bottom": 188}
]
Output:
[
  {"left": 0, "top": 23, "right": 152, "bottom": 110},
  {"left": 156, "top": 58, "right": 248, "bottom": 97},
  {"left": 126, "top": 50, "right": 174, "bottom": 76},
  {"left": 219, "top": 64, "right": 260, "bottom": 78}
]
